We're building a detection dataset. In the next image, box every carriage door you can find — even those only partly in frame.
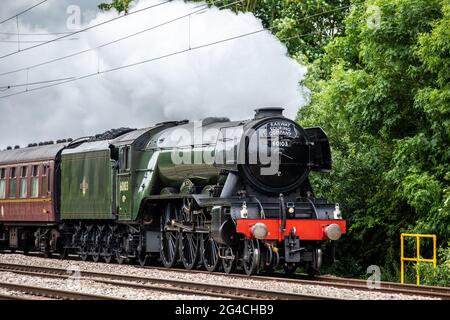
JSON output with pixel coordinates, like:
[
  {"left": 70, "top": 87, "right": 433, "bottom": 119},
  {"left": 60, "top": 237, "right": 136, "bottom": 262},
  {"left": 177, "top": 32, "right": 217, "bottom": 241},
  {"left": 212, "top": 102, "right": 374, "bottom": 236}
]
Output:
[{"left": 117, "top": 145, "right": 132, "bottom": 220}]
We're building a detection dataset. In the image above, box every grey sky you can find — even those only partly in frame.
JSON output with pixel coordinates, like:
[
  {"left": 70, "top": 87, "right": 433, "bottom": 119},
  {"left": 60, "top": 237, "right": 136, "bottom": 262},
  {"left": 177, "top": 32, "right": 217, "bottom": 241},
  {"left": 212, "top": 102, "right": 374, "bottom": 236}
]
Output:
[
  {"left": 1, "top": 0, "right": 99, "bottom": 31},
  {"left": 0, "top": 1, "right": 308, "bottom": 150}
]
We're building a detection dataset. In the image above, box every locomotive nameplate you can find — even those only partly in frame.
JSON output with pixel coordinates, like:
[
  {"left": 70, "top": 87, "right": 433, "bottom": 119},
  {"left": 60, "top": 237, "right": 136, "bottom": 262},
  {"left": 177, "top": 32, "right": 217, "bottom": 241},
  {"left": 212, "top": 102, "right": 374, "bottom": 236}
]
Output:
[
  {"left": 266, "top": 121, "right": 298, "bottom": 138},
  {"left": 257, "top": 121, "right": 300, "bottom": 148}
]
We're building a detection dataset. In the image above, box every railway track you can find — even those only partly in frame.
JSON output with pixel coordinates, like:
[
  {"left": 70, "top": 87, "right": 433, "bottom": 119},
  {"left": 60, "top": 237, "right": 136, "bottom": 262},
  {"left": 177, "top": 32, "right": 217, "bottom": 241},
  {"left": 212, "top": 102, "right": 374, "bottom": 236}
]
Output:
[
  {"left": 0, "top": 262, "right": 333, "bottom": 300},
  {"left": 0, "top": 293, "right": 28, "bottom": 300},
  {"left": 1, "top": 254, "right": 448, "bottom": 299},
  {"left": 139, "top": 264, "right": 450, "bottom": 299},
  {"left": 304, "top": 274, "right": 450, "bottom": 299},
  {"left": 0, "top": 281, "right": 123, "bottom": 300},
  {"left": 30, "top": 251, "right": 450, "bottom": 299}
]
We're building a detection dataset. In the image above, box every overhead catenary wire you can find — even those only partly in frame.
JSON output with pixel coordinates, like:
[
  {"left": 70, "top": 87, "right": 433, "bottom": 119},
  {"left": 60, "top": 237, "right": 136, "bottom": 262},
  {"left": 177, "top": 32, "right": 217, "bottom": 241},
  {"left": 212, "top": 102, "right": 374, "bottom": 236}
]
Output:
[
  {"left": 0, "top": 38, "right": 79, "bottom": 43},
  {"left": 0, "top": 29, "right": 267, "bottom": 99},
  {"left": 0, "top": 31, "right": 73, "bottom": 36},
  {"left": 0, "top": 0, "right": 48, "bottom": 25},
  {"left": 0, "top": 1, "right": 347, "bottom": 78},
  {"left": 0, "top": 29, "right": 321, "bottom": 93},
  {"left": 0, "top": 27, "right": 335, "bottom": 99},
  {"left": 0, "top": 0, "right": 241, "bottom": 77},
  {"left": 0, "top": 0, "right": 240, "bottom": 90},
  {"left": 0, "top": 3, "right": 354, "bottom": 99},
  {"left": 0, "top": 0, "right": 173, "bottom": 60},
  {"left": 0, "top": 76, "right": 75, "bottom": 89},
  {"left": 0, "top": 0, "right": 210, "bottom": 37}
]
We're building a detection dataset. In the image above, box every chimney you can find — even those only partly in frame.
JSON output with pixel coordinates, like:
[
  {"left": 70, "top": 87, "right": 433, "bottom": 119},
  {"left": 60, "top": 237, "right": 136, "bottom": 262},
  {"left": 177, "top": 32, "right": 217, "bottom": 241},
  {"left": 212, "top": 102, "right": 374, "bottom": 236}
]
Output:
[{"left": 254, "top": 107, "right": 284, "bottom": 119}]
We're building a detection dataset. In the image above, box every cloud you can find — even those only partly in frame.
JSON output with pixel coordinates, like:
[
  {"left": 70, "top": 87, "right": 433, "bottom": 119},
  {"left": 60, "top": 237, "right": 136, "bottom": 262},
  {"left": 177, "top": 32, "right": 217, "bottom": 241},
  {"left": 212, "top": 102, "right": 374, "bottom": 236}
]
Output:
[{"left": 0, "top": 0, "right": 307, "bottom": 149}]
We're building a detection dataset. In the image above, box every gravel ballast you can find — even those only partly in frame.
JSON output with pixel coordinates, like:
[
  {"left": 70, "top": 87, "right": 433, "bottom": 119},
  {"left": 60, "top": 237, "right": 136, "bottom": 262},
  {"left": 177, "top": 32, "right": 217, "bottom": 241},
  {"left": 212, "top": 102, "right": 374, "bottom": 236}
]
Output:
[
  {"left": 0, "top": 270, "right": 219, "bottom": 300},
  {"left": 0, "top": 253, "right": 439, "bottom": 300},
  {"left": 0, "top": 287, "right": 50, "bottom": 299}
]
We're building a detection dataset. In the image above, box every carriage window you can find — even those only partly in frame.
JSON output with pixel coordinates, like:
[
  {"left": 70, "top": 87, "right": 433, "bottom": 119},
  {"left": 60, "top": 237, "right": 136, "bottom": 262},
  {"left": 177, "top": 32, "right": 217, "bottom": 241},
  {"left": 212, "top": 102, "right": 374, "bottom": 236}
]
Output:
[
  {"left": 9, "top": 167, "right": 16, "bottom": 199},
  {"left": 31, "top": 165, "right": 39, "bottom": 198},
  {"left": 47, "top": 168, "right": 51, "bottom": 193},
  {"left": 41, "top": 165, "right": 48, "bottom": 196},
  {"left": 0, "top": 168, "right": 5, "bottom": 199},
  {"left": 19, "top": 166, "right": 27, "bottom": 198}
]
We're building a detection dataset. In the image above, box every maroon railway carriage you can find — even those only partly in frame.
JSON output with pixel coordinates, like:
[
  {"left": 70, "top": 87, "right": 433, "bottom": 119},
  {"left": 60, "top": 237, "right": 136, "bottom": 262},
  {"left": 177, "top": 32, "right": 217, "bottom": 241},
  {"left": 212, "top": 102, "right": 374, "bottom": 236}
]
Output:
[{"left": 0, "top": 143, "right": 67, "bottom": 252}]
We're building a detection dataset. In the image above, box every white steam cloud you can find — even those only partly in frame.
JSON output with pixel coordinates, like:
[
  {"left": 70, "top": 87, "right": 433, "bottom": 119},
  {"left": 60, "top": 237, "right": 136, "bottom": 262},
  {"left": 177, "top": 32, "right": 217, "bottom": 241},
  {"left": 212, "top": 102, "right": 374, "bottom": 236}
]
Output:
[{"left": 0, "top": 0, "right": 307, "bottom": 149}]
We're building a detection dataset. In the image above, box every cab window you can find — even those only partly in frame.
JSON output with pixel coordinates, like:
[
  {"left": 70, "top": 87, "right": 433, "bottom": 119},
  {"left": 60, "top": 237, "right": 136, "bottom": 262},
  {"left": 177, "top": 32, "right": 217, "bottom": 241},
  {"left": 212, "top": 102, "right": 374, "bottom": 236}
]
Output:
[{"left": 119, "top": 146, "right": 131, "bottom": 173}]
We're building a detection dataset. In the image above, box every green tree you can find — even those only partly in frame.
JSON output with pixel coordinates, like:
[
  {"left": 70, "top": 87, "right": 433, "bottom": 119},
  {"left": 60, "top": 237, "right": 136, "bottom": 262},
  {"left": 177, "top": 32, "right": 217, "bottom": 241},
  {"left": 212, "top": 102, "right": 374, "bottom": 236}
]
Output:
[
  {"left": 300, "top": 0, "right": 449, "bottom": 278},
  {"left": 190, "top": 0, "right": 351, "bottom": 62},
  {"left": 97, "top": 0, "right": 350, "bottom": 63},
  {"left": 98, "top": 0, "right": 134, "bottom": 14}
]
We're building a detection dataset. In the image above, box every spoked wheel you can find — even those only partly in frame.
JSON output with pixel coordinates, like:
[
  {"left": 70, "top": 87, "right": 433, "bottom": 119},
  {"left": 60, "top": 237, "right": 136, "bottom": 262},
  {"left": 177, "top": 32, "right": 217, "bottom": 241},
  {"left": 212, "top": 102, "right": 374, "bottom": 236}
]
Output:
[
  {"left": 241, "top": 239, "right": 260, "bottom": 276},
  {"left": 92, "top": 235, "right": 100, "bottom": 262},
  {"left": 116, "top": 248, "right": 126, "bottom": 265},
  {"left": 160, "top": 203, "right": 179, "bottom": 268},
  {"left": 92, "top": 249, "right": 101, "bottom": 262},
  {"left": 222, "top": 246, "right": 237, "bottom": 274},
  {"left": 79, "top": 249, "right": 89, "bottom": 261},
  {"left": 103, "top": 247, "right": 113, "bottom": 263},
  {"left": 283, "top": 262, "right": 297, "bottom": 275},
  {"left": 138, "top": 252, "right": 149, "bottom": 267},
  {"left": 103, "top": 232, "right": 114, "bottom": 263},
  {"left": 180, "top": 232, "right": 200, "bottom": 270},
  {"left": 92, "top": 228, "right": 104, "bottom": 263},
  {"left": 203, "top": 235, "right": 220, "bottom": 272},
  {"left": 79, "top": 230, "right": 90, "bottom": 261}
]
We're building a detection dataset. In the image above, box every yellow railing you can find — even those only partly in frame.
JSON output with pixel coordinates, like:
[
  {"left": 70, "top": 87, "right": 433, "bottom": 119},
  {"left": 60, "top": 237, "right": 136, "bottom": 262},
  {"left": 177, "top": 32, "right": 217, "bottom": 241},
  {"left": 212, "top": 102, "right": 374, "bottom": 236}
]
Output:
[{"left": 400, "top": 233, "right": 436, "bottom": 285}]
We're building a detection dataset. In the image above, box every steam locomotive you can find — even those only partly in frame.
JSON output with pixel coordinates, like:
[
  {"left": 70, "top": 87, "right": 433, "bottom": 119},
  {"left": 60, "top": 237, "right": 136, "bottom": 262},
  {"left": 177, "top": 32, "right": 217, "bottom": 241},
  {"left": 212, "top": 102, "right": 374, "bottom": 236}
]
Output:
[{"left": 0, "top": 107, "right": 345, "bottom": 275}]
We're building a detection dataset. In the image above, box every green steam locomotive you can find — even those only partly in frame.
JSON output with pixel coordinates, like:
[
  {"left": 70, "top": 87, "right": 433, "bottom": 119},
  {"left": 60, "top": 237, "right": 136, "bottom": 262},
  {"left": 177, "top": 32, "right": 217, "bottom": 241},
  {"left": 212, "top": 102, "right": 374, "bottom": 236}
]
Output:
[{"left": 0, "top": 107, "right": 346, "bottom": 275}]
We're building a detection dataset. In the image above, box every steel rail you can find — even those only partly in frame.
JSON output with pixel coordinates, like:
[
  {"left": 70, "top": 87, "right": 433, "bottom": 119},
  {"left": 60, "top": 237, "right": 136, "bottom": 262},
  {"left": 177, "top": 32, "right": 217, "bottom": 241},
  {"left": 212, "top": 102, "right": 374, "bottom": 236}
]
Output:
[
  {"left": 0, "top": 254, "right": 447, "bottom": 299},
  {"left": 305, "top": 275, "right": 450, "bottom": 298},
  {"left": 0, "top": 293, "right": 29, "bottom": 300},
  {"left": 0, "top": 281, "right": 123, "bottom": 300},
  {"left": 146, "top": 265, "right": 450, "bottom": 299},
  {"left": 131, "top": 263, "right": 450, "bottom": 299},
  {"left": 0, "top": 262, "right": 335, "bottom": 300}
]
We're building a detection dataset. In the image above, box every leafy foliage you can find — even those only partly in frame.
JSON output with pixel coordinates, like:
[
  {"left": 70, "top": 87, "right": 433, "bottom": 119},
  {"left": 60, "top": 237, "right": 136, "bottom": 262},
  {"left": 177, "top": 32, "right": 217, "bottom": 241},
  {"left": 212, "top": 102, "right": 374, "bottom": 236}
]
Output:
[
  {"left": 98, "top": 0, "right": 134, "bottom": 14},
  {"left": 417, "top": 241, "right": 450, "bottom": 286},
  {"left": 190, "top": 0, "right": 351, "bottom": 61},
  {"left": 300, "top": 0, "right": 450, "bottom": 277}
]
